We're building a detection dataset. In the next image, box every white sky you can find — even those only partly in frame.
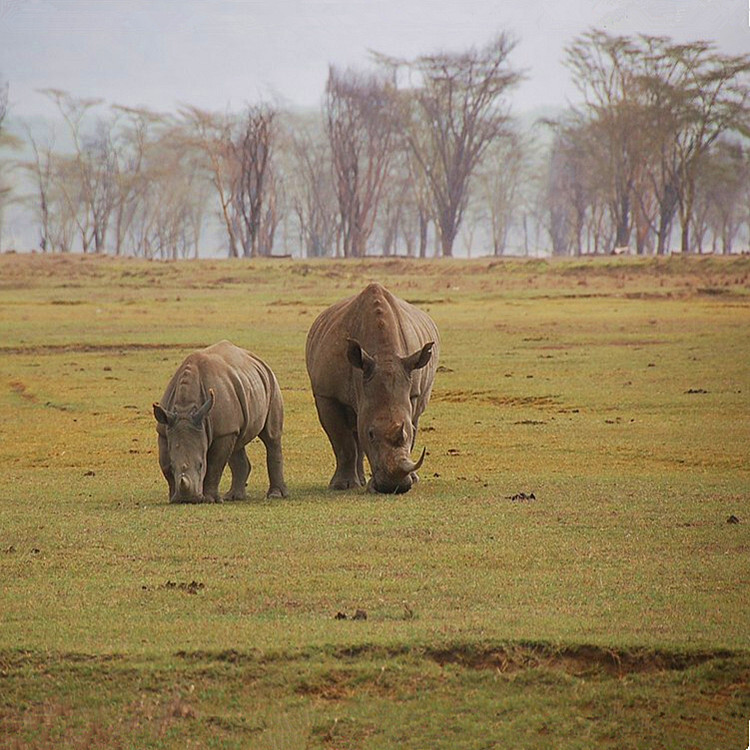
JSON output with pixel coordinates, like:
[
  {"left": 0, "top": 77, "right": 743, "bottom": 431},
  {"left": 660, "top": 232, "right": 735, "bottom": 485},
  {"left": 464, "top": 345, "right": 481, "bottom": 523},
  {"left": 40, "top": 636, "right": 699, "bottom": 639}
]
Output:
[{"left": 1, "top": 0, "right": 748, "bottom": 118}]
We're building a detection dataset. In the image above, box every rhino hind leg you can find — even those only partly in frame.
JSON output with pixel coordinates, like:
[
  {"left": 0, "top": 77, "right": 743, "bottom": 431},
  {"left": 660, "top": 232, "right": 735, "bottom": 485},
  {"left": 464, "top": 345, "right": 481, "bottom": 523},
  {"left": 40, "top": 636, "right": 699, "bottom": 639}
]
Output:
[
  {"left": 314, "top": 395, "right": 364, "bottom": 490},
  {"left": 259, "top": 427, "right": 288, "bottom": 499},
  {"left": 224, "top": 446, "right": 251, "bottom": 501}
]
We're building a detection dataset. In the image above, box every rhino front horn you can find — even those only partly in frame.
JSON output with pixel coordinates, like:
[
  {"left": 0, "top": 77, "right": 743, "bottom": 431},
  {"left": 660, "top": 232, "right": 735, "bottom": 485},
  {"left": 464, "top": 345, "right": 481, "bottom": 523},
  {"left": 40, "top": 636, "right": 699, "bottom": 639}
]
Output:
[{"left": 400, "top": 446, "right": 426, "bottom": 475}]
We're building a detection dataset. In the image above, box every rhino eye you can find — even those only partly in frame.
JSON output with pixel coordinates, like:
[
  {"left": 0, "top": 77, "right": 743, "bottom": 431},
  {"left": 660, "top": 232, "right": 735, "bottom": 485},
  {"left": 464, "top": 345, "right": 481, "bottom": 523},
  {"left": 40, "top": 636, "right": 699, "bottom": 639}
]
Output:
[{"left": 368, "top": 428, "right": 375, "bottom": 442}]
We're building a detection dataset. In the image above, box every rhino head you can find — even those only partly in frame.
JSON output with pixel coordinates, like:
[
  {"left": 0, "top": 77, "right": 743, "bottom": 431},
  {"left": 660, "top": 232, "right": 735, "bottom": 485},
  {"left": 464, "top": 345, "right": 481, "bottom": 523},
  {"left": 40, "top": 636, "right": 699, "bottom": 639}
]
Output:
[
  {"left": 153, "top": 390, "right": 215, "bottom": 503},
  {"left": 347, "top": 338, "right": 433, "bottom": 494}
]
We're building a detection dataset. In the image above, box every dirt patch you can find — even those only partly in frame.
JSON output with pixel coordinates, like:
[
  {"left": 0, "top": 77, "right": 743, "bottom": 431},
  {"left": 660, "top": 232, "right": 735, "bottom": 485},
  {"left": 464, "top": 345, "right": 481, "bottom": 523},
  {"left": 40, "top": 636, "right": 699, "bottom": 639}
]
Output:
[
  {"left": 434, "top": 389, "right": 561, "bottom": 409},
  {"left": 423, "top": 643, "right": 734, "bottom": 678},
  {"left": 405, "top": 297, "right": 451, "bottom": 305},
  {"left": 1, "top": 342, "right": 208, "bottom": 356},
  {"left": 8, "top": 381, "right": 71, "bottom": 411},
  {"left": 144, "top": 580, "right": 205, "bottom": 595},
  {"left": 9, "top": 381, "right": 35, "bottom": 402}
]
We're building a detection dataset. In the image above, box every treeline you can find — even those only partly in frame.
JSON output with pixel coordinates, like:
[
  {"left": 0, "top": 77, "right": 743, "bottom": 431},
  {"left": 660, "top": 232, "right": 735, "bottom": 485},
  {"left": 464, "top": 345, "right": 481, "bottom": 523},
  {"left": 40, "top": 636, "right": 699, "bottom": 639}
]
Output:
[{"left": 1, "top": 29, "right": 749, "bottom": 258}]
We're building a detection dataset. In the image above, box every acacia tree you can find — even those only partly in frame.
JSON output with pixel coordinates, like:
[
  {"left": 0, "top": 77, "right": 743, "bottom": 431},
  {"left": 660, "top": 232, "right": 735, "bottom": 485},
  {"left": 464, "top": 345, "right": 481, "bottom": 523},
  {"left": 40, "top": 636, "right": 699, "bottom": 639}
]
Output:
[
  {"left": 564, "top": 30, "right": 750, "bottom": 254},
  {"left": 669, "top": 43, "right": 750, "bottom": 253},
  {"left": 384, "top": 34, "right": 522, "bottom": 257},
  {"left": 325, "top": 66, "right": 398, "bottom": 257},
  {"left": 40, "top": 90, "right": 119, "bottom": 253},
  {"left": 565, "top": 31, "right": 646, "bottom": 250},
  {"left": 545, "top": 120, "right": 593, "bottom": 255},
  {"left": 696, "top": 138, "right": 748, "bottom": 254},
  {"left": 108, "top": 106, "right": 169, "bottom": 256}
]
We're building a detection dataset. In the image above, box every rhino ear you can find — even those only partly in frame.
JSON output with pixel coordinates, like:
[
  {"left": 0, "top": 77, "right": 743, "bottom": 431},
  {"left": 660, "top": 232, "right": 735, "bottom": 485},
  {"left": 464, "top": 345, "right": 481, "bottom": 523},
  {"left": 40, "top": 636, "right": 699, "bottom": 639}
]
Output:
[
  {"left": 192, "top": 389, "right": 215, "bottom": 426},
  {"left": 347, "top": 339, "right": 375, "bottom": 378},
  {"left": 402, "top": 342, "right": 434, "bottom": 372},
  {"left": 153, "top": 403, "right": 174, "bottom": 426}
]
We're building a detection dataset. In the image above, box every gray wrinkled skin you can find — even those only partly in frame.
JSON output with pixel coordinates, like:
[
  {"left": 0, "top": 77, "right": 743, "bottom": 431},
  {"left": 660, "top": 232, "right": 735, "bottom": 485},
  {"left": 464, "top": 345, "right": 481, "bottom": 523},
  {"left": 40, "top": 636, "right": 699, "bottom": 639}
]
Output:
[
  {"left": 306, "top": 283, "right": 439, "bottom": 494},
  {"left": 153, "top": 340, "right": 288, "bottom": 503}
]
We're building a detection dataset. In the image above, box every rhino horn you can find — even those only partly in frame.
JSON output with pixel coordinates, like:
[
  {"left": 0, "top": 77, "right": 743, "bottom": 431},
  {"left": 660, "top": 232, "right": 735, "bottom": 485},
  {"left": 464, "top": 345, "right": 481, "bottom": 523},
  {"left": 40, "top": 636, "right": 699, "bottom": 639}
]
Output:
[
  {"left": 399, "top": 446, "right": 426, "bottom": 476},
  {"left": 191, "top": 389, "right": 215, "bottom": 426},
  {"left": 179, "top": 475, "right": 191, "bottom": 495}
]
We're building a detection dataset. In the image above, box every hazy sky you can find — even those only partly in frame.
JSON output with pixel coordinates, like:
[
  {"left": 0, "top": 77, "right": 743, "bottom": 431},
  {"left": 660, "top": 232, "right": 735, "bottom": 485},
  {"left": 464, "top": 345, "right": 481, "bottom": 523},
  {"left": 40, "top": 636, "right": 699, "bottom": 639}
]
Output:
[{"left": 1, "top": 0, "right": 748, "bottom": 118}]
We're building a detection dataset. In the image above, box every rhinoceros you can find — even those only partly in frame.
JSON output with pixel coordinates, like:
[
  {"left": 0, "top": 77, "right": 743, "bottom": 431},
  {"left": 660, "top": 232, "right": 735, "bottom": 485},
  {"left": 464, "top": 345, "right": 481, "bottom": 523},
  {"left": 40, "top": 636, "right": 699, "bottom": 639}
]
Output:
[
  {"left": 306, "top": 282, "right": 439, "bottom": 494},
  {"left": 153, "top": 340, "right": 288, "bottom": 503}
]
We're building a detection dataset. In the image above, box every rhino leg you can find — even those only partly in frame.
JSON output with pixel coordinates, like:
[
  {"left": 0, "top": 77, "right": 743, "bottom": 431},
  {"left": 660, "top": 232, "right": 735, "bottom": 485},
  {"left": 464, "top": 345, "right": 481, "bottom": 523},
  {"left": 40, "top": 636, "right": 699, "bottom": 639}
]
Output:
[
  {"left": 203, "top": 435, "right": 235, "bottom": 503},
  {"left": 157, "top": 434, "right": 176, "bottom": 502},
  {"left": 224, "top": 446, "right": 250, "bottom": 501},
  {"left": 260, "top": 403, "right": 288, "bottom": 499},
  {"left": 356, "top": 445, "right": 366, "bottom": 487},
  {"left": 260, "top": 432, "right": 288, "bottom": 498},
  {"left": 314, "top": 395, "right": 363, "bottom": 490}
]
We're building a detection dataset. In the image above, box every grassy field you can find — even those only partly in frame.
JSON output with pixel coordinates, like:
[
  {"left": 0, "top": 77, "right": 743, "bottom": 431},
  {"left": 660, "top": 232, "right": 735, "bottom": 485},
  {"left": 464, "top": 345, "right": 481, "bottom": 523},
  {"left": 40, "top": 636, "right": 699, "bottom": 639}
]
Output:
[{"left": 0, "top": 252, "right": 748, "bottom": 748}]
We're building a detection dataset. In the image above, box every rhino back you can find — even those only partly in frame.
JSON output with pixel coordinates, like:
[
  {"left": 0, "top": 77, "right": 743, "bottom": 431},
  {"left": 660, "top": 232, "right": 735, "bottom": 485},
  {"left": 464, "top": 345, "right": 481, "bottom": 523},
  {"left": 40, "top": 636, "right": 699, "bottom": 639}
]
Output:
[
  {"left": 163, "top": 340, "right": 277, "bottom": 441},
  {"left": 306, "top": 283, "right": 439, "bottom": 402}
]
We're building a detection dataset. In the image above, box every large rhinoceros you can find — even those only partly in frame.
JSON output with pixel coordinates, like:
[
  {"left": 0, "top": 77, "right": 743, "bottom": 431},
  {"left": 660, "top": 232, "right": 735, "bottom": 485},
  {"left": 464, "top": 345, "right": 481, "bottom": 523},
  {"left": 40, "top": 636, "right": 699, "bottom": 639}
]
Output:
[
  {"left": 153, "top": 340, "right": 288, "bottom": 503},
  {"left": 306, "top": 282, "right": 439, "bottom": 494}
]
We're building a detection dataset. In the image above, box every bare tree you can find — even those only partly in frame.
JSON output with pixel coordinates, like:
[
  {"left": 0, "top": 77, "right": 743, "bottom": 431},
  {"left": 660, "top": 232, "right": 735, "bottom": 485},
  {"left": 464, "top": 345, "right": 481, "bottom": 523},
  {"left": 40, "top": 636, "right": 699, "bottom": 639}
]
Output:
[
  {"left": 180, "top": 105, "right": 240, "bottom": 257},
  {"left": 0, "top": 77, "right": 21, "bottom": 252},
  {"left": 286, "top": 115, "right": 339, "bottom": 257},
  {"left": 21, "top": 122, "right": 56, "bottom": 251},
  {"left": 229, "top": 104, "right": 276, "bottom": 256},
  {"left": 383, "top": 34, "right": 522, "bottom": 257},
  {"left": 325, "top": 66, "right": 398, "bottom": 257},
  {"left": 477, "top": 131, "right": 525, "bottom": 256}
]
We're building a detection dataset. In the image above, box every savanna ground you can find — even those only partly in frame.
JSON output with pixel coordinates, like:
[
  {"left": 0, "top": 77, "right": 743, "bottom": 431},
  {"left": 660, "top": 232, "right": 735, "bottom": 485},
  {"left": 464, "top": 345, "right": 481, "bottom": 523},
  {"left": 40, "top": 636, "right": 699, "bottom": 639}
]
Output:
[{"left": 0, "top": 252, "right": 748, "bottom": 749}]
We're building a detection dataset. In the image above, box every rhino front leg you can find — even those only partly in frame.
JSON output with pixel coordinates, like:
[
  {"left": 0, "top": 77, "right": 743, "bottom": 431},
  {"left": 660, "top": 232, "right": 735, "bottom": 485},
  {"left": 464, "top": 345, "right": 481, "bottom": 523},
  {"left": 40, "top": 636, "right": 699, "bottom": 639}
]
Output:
[
  {"left": 224, "top": 447, "right": 251, "bottom": 501},
  {"left": 157, "top": 434, "right": 176, "bottom": 502},
  {"left": 203, "top": 435, "right": 235, "bottom": 503},
  {"left": 314, "top": 395, "right": 363, "bottom": 490}
]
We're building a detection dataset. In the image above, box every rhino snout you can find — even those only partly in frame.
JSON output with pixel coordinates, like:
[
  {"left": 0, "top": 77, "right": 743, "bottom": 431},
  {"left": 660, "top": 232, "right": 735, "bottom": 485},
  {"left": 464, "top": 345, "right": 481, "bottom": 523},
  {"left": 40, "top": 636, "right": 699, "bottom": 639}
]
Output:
[
  {"left": 171, "top": 472, "right": 203, "bottom": 504},
  {"left": 368, "top": 473, "right": 414, "bottom": 495}
]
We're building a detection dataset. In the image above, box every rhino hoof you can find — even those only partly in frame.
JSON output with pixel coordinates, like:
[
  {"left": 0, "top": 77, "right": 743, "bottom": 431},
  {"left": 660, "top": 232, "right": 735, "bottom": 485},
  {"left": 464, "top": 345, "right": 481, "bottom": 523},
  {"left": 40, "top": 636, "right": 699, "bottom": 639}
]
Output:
[
  {"left": 329, "top": 477, "right": 362, "bottom": 491},
  {"left": 266, "top": 486, "right": 288, "bottom": 499},
  {"left": 222, "top": 491, "right": 246, "bottom": 502}
]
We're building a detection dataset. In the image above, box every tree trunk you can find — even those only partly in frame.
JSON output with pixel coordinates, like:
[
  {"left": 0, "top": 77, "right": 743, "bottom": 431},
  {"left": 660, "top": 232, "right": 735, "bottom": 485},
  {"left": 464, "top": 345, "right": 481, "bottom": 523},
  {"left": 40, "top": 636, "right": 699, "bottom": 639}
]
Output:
[
  {"left": 418, "top": 213, "right": 428, "bottom": 258},
  {"left": 680, "top": 220, "right": 690, "bottom": 254}
]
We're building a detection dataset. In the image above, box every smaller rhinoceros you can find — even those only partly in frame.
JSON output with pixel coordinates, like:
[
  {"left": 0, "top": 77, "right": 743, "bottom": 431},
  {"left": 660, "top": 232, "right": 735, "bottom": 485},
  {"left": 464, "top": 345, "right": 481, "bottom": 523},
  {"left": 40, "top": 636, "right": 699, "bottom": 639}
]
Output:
[{"left": 153, "top": 340, "right": 288, "bottom": 503}]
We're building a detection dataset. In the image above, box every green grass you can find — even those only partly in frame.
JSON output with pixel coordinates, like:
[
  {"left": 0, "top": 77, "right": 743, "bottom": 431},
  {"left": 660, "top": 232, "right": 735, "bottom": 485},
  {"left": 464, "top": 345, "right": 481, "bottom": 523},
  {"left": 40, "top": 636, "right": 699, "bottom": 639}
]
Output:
[{"left": 1, "top": 253, "right": 749, "bottom": 748}]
